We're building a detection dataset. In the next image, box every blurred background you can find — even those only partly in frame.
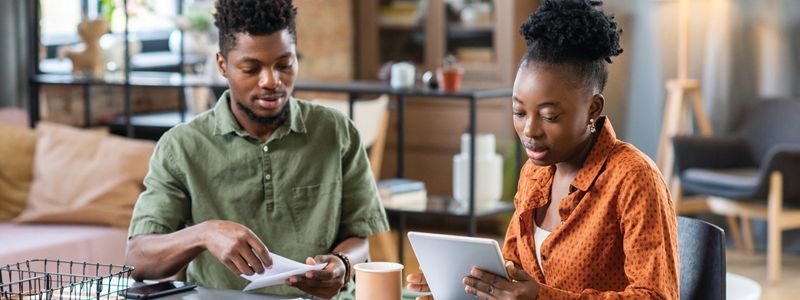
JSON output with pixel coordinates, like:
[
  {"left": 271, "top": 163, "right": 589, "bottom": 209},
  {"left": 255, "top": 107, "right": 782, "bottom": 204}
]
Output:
[{"left": 1, "top": 1, "right": 800, "bottom": 299}]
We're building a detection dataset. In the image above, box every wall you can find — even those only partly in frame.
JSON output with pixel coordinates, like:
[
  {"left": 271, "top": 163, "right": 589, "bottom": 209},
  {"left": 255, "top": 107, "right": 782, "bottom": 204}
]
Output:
[
  {"left": 616, "top": 0, "right": 800, "bottom": 158},
  {"left": 294, "top": 0, "right": 353, "bottom": 81}
]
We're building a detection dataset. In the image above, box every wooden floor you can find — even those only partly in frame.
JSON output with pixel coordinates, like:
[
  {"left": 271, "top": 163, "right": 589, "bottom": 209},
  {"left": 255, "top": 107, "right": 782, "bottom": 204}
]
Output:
[{"left": 727, "top": 251, "right": 800, "bottom": 300}]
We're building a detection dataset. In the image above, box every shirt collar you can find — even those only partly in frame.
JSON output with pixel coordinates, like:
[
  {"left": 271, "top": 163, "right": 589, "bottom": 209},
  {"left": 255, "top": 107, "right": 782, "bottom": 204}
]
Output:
[
  {"left": 571, "top": 116, "right": 617, "bottom": 191},
  {"left": 212, "top": 90, "right": 307, "bottom": 137},
  {"left": 524, "top": 116, "right": 618, "bottom": 203}
]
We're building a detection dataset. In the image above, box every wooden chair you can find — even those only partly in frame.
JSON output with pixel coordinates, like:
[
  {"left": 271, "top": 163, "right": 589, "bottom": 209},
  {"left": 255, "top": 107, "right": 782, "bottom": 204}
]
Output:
[
  {"left": 672, "top": 99, "right": 800, "bottom": 282},
  {"left": 311, "top": 95, "right": 390, "bottom": 177}
]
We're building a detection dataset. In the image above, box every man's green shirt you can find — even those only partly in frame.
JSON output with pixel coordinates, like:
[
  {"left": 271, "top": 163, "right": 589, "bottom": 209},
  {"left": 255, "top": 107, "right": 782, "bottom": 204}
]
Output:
[{"left": 128, "top": 91, "right": 390, "bottom": 298}]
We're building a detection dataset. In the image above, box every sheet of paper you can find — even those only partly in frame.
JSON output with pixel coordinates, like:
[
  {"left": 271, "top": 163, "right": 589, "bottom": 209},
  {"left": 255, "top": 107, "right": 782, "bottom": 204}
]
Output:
[{"left": 241, "top": 253, "right": 327, "bottom": 291}]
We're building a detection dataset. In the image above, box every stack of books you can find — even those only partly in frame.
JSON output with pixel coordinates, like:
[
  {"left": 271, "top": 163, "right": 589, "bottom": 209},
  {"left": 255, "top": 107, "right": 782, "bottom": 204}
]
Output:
[{"left": 377, "top": 178, "right": 427, "bottom": 211}]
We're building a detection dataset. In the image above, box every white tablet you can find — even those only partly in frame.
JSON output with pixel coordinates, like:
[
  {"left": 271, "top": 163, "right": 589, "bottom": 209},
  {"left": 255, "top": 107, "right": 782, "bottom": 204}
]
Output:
[{"left": 407, "top": 231, "right": 509, "bottom": 300}]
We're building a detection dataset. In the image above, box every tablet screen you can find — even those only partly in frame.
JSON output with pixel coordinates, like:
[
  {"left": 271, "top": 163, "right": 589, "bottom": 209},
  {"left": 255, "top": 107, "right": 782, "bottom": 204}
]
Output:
[{"left": 408, "top": 232, "right": 509, "bottom": 300}]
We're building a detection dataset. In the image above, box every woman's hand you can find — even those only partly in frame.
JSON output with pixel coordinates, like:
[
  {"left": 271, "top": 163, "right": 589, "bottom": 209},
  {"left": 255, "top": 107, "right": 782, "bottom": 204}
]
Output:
[
  {"left": 406, "top": 272, "right": 433, "bottom": 300},
  {"left": 463, "top": 261, "right": 539, "bottom": 300}
]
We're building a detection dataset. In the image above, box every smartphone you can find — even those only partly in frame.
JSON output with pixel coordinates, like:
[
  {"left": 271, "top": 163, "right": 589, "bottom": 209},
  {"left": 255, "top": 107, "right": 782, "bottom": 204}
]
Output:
[{"left": 124, "top": 281, "right": 197, "bottom": 299}]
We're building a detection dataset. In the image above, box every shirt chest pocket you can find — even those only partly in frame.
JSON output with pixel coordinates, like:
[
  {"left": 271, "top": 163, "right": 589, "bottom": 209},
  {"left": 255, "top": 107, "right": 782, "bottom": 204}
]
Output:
[{"left": 289, "top": 181, "right": 342, "bottom": 248}]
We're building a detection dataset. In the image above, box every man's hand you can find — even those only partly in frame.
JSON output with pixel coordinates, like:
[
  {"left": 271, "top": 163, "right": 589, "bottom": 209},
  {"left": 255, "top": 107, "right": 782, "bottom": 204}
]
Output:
[
  {"left": 286, "top": 255, "right": 347, "bottom": 299},
  {"left": 201, "top": 220, "right": 273, "bottom": 276},
  {"left": 463, "top": 261, "right": 539, "bottom": 299}
]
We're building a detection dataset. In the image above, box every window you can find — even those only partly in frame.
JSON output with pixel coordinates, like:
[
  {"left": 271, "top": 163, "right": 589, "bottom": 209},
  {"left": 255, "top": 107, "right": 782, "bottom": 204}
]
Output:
[
  {"left": 40, "top": 0, "right": 82, "bottom": 45},
  {"left": 39, "top": 0, "right": 179, "bottom": 46},
  {"left": 107, "top": 0, "right": 177, "bottom": 34}
]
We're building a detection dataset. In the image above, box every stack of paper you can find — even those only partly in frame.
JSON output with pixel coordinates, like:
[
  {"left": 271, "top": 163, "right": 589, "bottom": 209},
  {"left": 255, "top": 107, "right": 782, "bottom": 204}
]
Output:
[{"left": 241, "top": 253, "right": 327, "bottom": 291}]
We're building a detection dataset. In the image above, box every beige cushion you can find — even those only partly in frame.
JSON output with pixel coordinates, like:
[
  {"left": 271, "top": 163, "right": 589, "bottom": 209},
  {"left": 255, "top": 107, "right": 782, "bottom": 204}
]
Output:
[
  {"left": 0, "top": 124, "right": 37, "bottom": 221},
  {"left": 14, "top": 122, "right": 155, "bottom": 228}
]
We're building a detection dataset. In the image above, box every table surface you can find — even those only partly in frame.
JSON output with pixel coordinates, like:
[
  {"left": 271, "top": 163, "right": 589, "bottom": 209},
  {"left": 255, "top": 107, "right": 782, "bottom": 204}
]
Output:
[
  {"left": 133, "top": 272, "right": 762, "bottom": 299},
  {"left": 150, "top": 286, "right": 309, "bottom": 299},
  {"left": 130, "top": 285, "right": 422, "bottom": 300}
]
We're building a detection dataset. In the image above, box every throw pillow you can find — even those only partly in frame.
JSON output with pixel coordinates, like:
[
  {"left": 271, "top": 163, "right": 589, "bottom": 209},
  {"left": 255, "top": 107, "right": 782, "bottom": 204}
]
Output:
[{"left": 14, "top": 122, "right": 155, "bottom": 227}]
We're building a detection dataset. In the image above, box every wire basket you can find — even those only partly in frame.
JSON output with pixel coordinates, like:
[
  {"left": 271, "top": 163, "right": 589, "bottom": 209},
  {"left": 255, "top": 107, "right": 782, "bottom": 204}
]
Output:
[{"left": 0, "top": 259, "right": 133, "bottom": 300}]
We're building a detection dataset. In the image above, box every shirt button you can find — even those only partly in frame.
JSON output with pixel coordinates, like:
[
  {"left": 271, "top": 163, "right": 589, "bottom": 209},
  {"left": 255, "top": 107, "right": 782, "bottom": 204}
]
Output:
[
  {"left": 265, "top": 174, "right": 272, "bottom": 181},
  {"left": 262, "top": 145, "right": 269, "bottom": 153}
]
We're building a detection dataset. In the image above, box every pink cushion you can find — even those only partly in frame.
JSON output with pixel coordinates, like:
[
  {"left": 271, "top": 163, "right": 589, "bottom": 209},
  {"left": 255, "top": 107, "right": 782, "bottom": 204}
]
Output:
[
  {"left": 14, "top": 122, "right": 155, "bottom": 228},
  {"left": 0, "top": 108, "right": 29, "bottom": 129},
  {"left": 0, "top": 223, "right": 127, "bottom": 265}
]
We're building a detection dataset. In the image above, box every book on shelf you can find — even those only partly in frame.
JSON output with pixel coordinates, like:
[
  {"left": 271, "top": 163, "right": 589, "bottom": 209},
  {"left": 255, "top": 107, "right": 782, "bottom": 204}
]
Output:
[{"left": 377, "top": 178, "right": 427, "bottom": 211}]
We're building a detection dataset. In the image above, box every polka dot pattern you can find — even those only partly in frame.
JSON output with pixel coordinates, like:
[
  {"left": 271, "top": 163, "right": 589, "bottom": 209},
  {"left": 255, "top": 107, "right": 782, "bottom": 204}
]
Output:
[{"left": 503, "top": 117, "right": 680, "bottom": 299}]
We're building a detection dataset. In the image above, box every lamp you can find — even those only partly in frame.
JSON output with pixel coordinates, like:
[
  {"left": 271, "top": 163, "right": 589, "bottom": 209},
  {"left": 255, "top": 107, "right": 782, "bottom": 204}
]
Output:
[{"left": 655, "top": 0, "right": 714, "bottom": 214}]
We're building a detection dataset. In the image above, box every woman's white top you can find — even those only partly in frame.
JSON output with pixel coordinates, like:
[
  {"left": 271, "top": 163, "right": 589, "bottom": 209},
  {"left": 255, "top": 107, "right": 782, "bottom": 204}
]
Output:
[{"left": 534, "top": 223, "right": 552, "bottom": 276}]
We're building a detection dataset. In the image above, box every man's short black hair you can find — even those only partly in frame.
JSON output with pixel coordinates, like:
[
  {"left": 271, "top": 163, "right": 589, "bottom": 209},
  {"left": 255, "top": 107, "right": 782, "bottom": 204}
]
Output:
[
  {"left": 214, "top": 0, "right": 298, "bottom": 57},
  {"left": 519, "top": 0, "right": 623, "bottom": 93}
]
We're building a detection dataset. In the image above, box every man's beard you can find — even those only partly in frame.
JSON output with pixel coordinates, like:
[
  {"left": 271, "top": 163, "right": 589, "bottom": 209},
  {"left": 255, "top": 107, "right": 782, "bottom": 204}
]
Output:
[{"left": 235, "top": 100, "right": 290, "bottom": 125}]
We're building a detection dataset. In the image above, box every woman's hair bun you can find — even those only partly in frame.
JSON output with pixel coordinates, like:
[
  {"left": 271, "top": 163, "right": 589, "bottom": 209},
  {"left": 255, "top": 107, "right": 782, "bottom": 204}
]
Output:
[{"left": 520, "top": 0, "right": 623, "bottom": 63}]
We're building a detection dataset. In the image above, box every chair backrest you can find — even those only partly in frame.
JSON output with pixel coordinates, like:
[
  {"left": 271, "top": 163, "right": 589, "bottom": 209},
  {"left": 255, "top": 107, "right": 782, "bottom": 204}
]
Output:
[
  {"left": 739, "top": 99, "right": 800, "bottom": 161},
  {"left": 312, "top": 95, "right": 390, "bottom": 178},
  {"left": 678, "top": 216, "right": 726, "bottom": 300}
]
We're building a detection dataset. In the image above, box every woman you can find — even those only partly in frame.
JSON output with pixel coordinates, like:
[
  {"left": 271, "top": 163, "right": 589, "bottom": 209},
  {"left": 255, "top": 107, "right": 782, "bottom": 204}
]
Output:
[{"left": 407, "top": 1, "right": 679, "bottom": 299}]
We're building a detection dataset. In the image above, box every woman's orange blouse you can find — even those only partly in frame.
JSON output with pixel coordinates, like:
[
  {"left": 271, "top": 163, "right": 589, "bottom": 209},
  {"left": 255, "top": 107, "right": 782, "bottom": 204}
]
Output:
[{"left": 503, "top": 117, "right": 679, "bottom": 299}]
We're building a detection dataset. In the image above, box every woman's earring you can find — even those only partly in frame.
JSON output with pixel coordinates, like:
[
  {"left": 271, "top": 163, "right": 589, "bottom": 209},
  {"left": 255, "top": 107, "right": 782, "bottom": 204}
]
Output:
[{"left": 588, "top": 118, "right": 597, "bottom": 134}]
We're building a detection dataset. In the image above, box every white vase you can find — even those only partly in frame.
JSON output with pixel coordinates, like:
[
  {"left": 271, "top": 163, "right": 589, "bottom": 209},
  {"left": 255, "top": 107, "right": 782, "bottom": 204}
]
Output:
[
  {"left": 452, "top": 133, "right": 503, "bottom": 212},
  {"left": 390, "top": 62, "right": 415, "bottom": 88}
]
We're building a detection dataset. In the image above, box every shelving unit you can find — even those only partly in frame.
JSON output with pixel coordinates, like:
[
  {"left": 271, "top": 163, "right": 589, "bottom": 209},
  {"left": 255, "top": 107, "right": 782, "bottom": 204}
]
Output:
[{"left": 356, "top": 0, "right": 522, "bottom": 84}]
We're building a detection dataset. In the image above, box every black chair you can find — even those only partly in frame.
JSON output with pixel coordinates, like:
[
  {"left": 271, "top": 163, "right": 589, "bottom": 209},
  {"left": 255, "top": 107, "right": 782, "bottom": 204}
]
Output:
[
  {"left": 672, "top": 98, "right": 800, "bottom": 282},
  {"left": 678, "top": 216, "right": 726, "bottom": 300}
]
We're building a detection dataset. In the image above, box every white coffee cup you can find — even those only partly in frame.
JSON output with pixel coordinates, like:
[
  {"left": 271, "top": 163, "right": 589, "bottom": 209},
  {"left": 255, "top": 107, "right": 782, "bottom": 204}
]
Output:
[{"left": 354, "top": 262, "right": 404, "bottom": 300}]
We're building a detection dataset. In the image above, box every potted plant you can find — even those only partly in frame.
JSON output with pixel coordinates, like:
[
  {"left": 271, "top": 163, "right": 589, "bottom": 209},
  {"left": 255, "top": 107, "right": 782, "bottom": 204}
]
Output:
[{"left": 437, "top": 54, "right": 464, "bottom": 92}]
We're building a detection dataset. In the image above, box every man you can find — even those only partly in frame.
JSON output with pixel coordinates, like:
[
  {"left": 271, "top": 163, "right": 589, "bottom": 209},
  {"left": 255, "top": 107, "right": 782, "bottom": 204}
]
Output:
[{"left": 125, "top": 1, "right": 389, "bottom": 298}]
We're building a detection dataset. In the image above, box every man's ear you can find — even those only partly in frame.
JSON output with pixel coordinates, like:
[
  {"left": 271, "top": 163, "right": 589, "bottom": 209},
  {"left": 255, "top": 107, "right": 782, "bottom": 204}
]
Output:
[
  {"left": 589, "top": 93, "right": 605, "bottom": 120},
  {"left": 216, "top": 52, "right": 228, "bottom": 78}
]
